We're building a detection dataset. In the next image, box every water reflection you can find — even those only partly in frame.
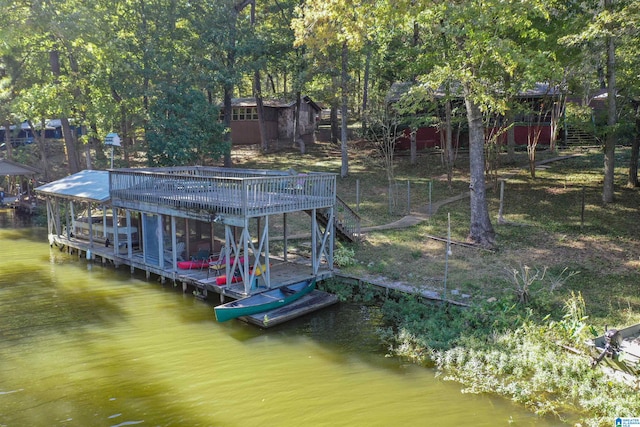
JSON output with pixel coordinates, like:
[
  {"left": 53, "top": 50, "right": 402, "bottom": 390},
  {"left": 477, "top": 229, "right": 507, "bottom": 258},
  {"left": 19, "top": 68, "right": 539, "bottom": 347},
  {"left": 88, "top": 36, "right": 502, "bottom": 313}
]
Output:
[
  {"left": 0, "top": 209, "right": 565, "bottom": 426},
  {"left": 0, "top": 207, "right": 33, "bottom": 229}
]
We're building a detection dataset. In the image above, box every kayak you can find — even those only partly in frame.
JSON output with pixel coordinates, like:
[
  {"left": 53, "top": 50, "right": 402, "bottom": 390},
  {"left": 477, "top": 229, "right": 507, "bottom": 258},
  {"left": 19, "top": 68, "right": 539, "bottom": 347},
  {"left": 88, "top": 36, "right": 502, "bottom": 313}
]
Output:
[
  {"left": 215, "top": 264, "right": 267, "bottom": 285},
  {"left": 177, "top": 260, "right": 209, "bottom": 269}
]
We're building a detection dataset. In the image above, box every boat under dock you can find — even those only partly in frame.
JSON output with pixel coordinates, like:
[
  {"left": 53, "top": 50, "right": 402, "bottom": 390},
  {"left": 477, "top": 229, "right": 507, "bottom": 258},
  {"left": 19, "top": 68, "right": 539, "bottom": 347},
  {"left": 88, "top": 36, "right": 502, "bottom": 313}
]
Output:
[
  {"left": 238, "top": 289, "right": 339, "bottom": 328},
  {"left": 48, "top": 233, "right": 337, "bottom": 325}
]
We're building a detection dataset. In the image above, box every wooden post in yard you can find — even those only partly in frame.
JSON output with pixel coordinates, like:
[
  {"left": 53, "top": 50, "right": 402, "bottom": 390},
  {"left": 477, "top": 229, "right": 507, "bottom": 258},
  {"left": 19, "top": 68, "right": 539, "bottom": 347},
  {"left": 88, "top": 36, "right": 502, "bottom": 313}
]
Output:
[
  {"left": 498, "top": 179, "right": 505, "bottom": 224},
  {"left": 581, "top": 186, "right": 585, "bottom": 230}
]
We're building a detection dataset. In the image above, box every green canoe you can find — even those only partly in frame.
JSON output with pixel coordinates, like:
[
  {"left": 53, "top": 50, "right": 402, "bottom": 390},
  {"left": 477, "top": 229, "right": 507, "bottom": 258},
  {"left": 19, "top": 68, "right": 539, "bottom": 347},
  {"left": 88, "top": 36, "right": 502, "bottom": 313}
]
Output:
[{"left": 214, "top": 279, "right": 316, "bottom": 322}]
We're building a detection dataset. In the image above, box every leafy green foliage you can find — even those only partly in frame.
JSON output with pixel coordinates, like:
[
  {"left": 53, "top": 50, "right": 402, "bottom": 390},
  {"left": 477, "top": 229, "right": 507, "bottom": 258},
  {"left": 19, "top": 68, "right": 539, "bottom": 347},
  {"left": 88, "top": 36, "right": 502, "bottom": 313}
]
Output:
[
  {"left": 381, "top": 290, "right": 640, "bottom": 425},
  {"left": 333, "top": 243, "right": 356, "bottom": 267},
  {"left": 147, "top": 85, "right": 227, "bottom": 166}
]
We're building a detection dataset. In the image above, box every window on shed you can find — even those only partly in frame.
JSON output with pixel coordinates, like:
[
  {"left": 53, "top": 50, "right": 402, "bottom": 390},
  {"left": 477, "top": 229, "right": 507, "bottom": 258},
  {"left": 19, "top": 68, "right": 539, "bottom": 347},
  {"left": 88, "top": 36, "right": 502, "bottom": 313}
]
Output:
[{"left": 232, "top": 107, "right": 258, "bottom": 121}]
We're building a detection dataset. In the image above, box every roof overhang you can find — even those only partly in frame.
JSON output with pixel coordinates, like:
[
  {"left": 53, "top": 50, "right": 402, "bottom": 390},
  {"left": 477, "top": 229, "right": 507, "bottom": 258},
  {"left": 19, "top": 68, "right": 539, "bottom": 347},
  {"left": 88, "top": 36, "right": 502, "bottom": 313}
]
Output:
[
  {"left": 35, "top": 170, "right": 110, "bottom": 203},
  {"left": 0, "top": 159, "right": 40, "bottom": 176}
]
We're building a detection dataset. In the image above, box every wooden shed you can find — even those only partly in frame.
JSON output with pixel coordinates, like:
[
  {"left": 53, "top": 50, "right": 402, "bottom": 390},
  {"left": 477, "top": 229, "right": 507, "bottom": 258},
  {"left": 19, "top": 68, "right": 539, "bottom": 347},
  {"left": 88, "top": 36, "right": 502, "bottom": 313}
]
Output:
[{"left": 227, "top": 96, "right": 321, "bottom": 146}]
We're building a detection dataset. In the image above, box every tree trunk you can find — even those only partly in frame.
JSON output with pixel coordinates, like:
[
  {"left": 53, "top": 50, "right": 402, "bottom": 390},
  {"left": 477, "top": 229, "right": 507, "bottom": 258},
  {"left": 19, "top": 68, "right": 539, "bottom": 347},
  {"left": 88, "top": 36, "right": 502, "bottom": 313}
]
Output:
[
  {"left": 361, "top": 45, "right": 370, "bottom": 133},
  {"left": 32, "top": 119, "right": 50, "bottom": 181},
  {"left": 249, "top": 1, "right": 268, "bottom": 152},
  {"left": 254, "top": 70, "right": 268, "bottom": 151},
  {"left": 221, "top": 1, "right": 240, "bottom": 169},
  {"left": 120, "top": 104, "right": 131, "bottom": 167},
  {"left": 294, "top": 91, "right": 305, "bottom": 154},
  {"left": 602, "top": 0, "right": 616, "bottom": 204},
  {"left": 85, "top": 139, "right": 92, "bottom": 170},
  {"left": 3, "top": 119, "right": 13, "bottom": 161},
  {"left": 506, "top": 109, "right": 515, "bottom": 163},
  {"left": 91, "top": 123, "right": 108, "bottom": 166},
  {"left": 410, "top": 130, "right": 417, "bottom": 165},
  {"left": 549, "top": 92, "right": 565, "bottom": 154},
  {"left": 330, "top": 103, "right": 339, "bottom": 144},
  {"left": 465, "top": 95, "right": 496, "bottom": 249},
  {"left": 629, "top": 100, "right": 640, "bottom": 187},
  {"left": 61, "top": 117, "right": 80, "bottom": 174},
  {"left": 223, "top": 86, "right": 233, "bottom": 168},
  {"left": 340, "top": 41, "right": 349, "bottom": 178},
  {"left": 445, "top": 99, "right": 454, "bottom": 184},
  {"left": 49, "top": 49, "right": 81, "bottom": 174}
]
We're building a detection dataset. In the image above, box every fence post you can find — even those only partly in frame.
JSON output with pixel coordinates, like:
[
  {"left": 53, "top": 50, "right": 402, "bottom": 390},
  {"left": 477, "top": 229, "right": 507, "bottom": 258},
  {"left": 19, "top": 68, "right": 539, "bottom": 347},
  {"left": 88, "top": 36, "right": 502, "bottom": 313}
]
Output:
[
  {"left": 581, "top": 186, "right": 585, "bottom": 230},
  {"left": 443, "top": 212, "right": 451, "bottom": 300},
  {"left": 428, "top": 180, "right": 433, "bottom": 217},
  {"left": 356, "top": 179, "right": 360, "bottom": 213},
  {"left": 407, "top": 180, "right": 411, "bottom": 214},
  {"left": 498, "top": 179, "right": 505, "bottom": 223},
  {"left": 388, "top": 181, "right": 393, "bottom": 215}
]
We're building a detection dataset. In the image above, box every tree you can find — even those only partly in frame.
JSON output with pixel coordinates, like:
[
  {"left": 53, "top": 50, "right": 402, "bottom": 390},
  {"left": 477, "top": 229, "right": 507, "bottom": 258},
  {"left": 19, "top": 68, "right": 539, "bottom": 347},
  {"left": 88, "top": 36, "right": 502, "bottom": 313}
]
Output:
[
  {"left": 630, "top": 98, "right": 640, "bottom": 187},
  {"left": 602, "top": 0, "right": 618, "bottom": 204},
  {"left": 560, "top": 0, "right": 639, "bottom": 202},
  {"left": 364, "top": 98, "right": 400, "bottom": 214},
  {"left": 147, "top": 85, "right": 226, "bottom": 166},
  {"left": 0, "top": 52, "right": 20, "bottom": 162},
  {"left": 293, "top": 0, "right": 372, "bottom": 178},
  {"left": 405, "top": 2, "right": 555, "bottom": 247}
]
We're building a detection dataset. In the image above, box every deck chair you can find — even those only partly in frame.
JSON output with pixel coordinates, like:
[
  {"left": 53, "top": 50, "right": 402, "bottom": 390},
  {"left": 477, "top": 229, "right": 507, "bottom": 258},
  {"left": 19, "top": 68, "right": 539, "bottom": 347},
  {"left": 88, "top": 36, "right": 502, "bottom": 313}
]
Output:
[
  {"left": 189, "top": 249, "right": 210, "bottom": 270},
  {"left": 164, "top": 241, "right": 186, "bottom": 262},
  {"left": 207, "top": 246, "right": 226, "bottom": 278}
]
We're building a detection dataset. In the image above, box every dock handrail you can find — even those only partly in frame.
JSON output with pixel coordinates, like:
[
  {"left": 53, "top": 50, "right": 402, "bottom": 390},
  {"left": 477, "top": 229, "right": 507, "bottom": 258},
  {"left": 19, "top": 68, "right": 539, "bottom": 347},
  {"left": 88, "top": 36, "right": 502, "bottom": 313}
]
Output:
[
  {"left": 109, "top": 167, "right": 336, "bottom": 218},
  {"left": 312, "top": 195, "right": 361, "bottom": 243},
  {"left": 334, "top": 195, "right": 361, "bottom": 241}
]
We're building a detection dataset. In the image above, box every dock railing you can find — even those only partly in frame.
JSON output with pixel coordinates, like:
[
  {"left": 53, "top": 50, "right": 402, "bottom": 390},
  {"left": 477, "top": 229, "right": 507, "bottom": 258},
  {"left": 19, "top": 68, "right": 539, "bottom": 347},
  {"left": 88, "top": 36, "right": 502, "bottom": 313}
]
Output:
[
  {"left": 335, "top": 195, "right": 361, "bottom": 241},
  {"left": 109, "top": 167, "right": 336, "bottom": 218}
]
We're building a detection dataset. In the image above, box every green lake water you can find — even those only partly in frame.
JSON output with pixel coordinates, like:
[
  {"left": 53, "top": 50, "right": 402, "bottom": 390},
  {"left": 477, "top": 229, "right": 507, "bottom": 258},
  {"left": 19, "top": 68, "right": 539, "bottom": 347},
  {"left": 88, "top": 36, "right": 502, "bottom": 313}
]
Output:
[{"left": 0, "top": 209, "right": 565, "bottom": 426}]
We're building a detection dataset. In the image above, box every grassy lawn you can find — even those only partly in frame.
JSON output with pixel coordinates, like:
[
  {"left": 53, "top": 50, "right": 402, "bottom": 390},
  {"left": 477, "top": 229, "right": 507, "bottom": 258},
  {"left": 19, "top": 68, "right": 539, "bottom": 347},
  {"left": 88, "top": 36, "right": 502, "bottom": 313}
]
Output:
[{"left": 234, "top": 141, "right": 640, "bottom": 329}]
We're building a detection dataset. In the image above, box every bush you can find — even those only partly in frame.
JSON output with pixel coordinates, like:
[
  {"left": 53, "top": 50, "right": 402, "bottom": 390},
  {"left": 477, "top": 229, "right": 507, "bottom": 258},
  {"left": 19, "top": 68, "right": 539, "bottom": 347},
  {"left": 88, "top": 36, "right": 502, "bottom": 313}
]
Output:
[
  {"left": 383, "top": 291, "right": 640, "bottom": 426},
  {"left": 334, "top": 243, "right": 356, "bottom": 267}
]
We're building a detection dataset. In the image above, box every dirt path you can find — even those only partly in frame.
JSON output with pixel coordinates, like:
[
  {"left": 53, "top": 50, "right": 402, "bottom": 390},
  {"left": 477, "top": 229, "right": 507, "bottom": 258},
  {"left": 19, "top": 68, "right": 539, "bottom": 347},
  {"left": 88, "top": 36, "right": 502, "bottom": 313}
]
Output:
[{"left": 361, "top": 192, "right": 469, "bottom": 232}]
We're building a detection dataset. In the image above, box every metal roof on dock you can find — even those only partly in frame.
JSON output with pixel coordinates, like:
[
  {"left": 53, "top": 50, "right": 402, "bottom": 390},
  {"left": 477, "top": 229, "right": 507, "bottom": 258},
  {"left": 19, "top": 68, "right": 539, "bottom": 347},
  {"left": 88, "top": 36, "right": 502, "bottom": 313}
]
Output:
[{"left": 35, "top": 170, "right": 110, "bottom": 203}]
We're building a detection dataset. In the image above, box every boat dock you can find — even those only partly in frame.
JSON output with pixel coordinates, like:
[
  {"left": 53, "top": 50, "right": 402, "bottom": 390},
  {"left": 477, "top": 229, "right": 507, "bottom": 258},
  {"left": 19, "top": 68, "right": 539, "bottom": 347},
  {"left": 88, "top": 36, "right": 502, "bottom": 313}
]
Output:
[{"left": 36, "top": 167, "right": 358, "bottom": 326}]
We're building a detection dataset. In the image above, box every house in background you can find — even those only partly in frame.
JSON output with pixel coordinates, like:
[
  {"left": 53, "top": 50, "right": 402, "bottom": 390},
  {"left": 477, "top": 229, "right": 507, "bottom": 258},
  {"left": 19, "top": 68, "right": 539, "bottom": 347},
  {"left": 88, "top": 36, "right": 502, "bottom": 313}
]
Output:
[
  {"left": 225, "top": 96, "right": 321, "bottom": 147},
  {"left": 390, "top": 82, "right": 565, "bottom": 150}
]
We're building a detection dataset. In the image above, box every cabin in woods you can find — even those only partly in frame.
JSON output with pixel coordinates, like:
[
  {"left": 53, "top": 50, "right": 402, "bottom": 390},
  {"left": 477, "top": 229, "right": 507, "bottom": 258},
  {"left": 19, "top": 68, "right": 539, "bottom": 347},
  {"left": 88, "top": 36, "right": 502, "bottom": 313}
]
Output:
[
  {"left": 225, "top": 96, "right": 321, "bottom": 147},
  {"left": 389, "top": 82, "right": 594, "bottom": 150},
  {"left": 36, "top": 166, "right": 360, "bottom": 301}
]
